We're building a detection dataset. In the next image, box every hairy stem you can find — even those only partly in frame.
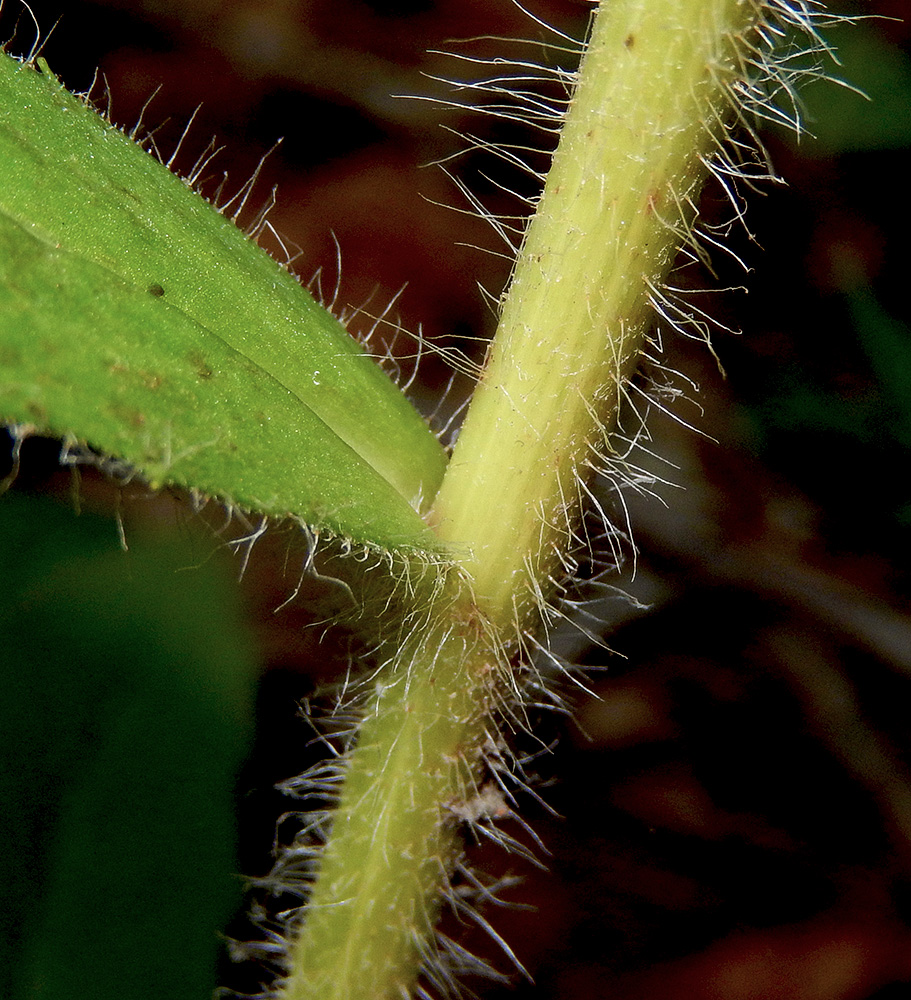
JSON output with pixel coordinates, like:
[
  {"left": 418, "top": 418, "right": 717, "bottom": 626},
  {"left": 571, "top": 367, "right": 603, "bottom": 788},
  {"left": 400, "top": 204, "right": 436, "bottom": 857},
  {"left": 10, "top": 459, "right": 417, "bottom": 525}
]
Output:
[
  {"left": 431, "top": 0, "right": 756, "bottom": 617},
  {"left": 279, "top": 0, "right": 771, "bottom": 996},
  {"left": 277, "top": 586, "right": 498, "bottom": 1000}
]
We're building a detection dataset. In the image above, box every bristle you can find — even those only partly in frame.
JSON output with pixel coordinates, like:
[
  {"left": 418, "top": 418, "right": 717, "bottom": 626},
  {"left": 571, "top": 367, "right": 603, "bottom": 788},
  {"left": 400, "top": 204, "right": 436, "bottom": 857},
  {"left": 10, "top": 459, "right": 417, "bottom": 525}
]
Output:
[
  {"left": 1, "top": 0, "right": 854, "bottom": 996},
  {"left": 0, "top": 422, "right": 32, "bottom": 495}
]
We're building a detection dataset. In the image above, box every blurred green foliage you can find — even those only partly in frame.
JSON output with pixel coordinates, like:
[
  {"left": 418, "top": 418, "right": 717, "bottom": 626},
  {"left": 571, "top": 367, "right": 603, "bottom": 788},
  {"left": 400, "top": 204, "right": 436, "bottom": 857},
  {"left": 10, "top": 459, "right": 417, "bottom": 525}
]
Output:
[
  {"left": 0, "top": 491, "right": 257, "bottom": 1000},
  {"left": 797, "top": 22, "right": 911, "bottom": 154}
]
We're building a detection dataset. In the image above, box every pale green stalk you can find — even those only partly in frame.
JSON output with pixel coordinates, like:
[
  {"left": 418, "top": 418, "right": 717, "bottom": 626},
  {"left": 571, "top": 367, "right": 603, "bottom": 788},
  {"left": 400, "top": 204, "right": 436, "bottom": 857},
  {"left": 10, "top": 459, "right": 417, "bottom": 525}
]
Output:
[
  {"left": 432, "top": 0, "right": 755, "bottom": 615},
  {"left": 279, "top": 1, "right": 766, "bottom": 997}
]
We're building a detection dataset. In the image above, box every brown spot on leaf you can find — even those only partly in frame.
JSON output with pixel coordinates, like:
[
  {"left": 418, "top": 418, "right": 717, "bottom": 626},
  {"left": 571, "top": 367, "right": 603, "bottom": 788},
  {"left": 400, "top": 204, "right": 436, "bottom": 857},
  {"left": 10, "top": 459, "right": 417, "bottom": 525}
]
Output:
[{"left": 188, "top": 352, "right": 214, "bottom": 380}]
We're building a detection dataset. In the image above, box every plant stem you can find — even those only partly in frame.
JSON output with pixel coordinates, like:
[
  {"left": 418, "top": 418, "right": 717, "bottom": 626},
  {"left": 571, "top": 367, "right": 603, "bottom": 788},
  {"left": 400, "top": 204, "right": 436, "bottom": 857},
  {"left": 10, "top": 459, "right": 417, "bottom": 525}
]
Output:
[
  {"left": 431, "top": 0, "right": 755, "bottom": 619},
  {"left": 276, "top": 594, "right": 495, "bottom": 1000},
  {"left": 279, "top": 0, "right": 766, "bottom": 996}
]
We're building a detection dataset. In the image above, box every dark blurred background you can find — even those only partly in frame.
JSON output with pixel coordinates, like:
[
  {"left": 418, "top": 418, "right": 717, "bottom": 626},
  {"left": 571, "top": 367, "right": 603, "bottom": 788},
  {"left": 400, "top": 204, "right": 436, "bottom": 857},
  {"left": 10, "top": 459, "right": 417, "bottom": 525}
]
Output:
[{"left": 2, "top": 1, "right": 910, "bottom": 997}]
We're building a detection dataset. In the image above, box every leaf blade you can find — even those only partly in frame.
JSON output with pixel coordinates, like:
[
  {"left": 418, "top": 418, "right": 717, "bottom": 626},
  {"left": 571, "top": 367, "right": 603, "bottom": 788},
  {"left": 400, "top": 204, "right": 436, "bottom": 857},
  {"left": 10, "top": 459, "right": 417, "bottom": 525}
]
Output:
[
  {"left": 0, "top": 53, "right": 447, "bottom": 552},
  {"left": 0, "top": 493, "right": 257, "bottom": 1000}
]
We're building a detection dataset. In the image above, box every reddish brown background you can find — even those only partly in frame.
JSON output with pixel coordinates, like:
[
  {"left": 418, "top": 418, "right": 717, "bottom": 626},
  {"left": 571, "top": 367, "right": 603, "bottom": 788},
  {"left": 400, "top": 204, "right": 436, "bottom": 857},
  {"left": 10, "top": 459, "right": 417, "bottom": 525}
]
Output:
[{"left": 2, "top": 2, "right": 910, "bottom": 998}]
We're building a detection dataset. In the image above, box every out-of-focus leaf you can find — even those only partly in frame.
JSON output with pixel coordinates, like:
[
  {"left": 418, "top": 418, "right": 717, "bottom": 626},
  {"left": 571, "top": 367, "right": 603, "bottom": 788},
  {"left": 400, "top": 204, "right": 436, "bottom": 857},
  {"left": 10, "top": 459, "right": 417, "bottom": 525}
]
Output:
[
  {"left": 795, "top": 24, "right": 911, "bottom": 154},
  {"left": 0, "top": 53, "right": 448, "bottom": 553},
  {"left": 849, "top": 286, "right": 911, "bottom": 449},
  {"left": 0, "top": 491, "right": 257, "bottom": 1000}
]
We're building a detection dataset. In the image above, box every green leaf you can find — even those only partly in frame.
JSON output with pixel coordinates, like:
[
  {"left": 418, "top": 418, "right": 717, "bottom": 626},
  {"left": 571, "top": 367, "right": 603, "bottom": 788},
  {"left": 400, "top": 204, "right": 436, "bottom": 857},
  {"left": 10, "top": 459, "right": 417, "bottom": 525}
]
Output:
[
  {"left": 0, "top": 492, "right": 257, "bottom": 1000},
  {"left": 792, "top": 24, "right": 911, "bottom": 155},
  {"left": 0, "top": 53, "right": 447, "bottom": 553},
  {"left": 849, "top": 286, "right": 911, "bottom": 450}
]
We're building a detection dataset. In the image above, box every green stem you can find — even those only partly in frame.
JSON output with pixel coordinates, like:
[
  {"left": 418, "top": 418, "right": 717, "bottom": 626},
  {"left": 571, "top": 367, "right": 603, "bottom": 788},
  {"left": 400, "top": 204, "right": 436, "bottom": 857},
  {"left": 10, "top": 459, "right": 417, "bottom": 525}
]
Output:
[
  {"left": 279, "top": 0, "right": 763, "bottom": 996},
  {"left": 432, "top": 0, "right": 755, "bottom": 618},
  {"left": 277, "top": 592, "right": 495, "bottom": 1000}
]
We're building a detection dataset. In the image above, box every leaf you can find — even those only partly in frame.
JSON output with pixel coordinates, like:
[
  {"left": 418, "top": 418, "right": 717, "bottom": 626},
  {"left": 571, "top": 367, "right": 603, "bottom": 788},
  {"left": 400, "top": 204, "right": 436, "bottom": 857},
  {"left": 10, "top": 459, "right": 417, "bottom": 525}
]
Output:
[
  {"left": 791, "top": 24, "right": 911, "bottom": 155},
  {"left": 0, "top": 53, "right": 447, "bottom": 553},
  {"left": 0, "top": 492, "right": 257, "bottom": 1000}
]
